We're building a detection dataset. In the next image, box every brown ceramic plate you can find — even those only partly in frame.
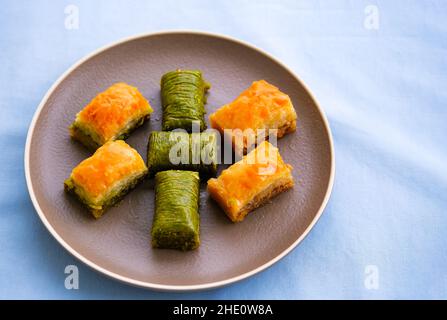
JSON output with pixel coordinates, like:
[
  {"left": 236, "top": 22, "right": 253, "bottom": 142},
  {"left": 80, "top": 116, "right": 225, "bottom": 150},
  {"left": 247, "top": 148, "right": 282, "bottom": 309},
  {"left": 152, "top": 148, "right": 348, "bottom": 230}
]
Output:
[{"left": 25, "top": 31, "right": 334, "bottom": 291}]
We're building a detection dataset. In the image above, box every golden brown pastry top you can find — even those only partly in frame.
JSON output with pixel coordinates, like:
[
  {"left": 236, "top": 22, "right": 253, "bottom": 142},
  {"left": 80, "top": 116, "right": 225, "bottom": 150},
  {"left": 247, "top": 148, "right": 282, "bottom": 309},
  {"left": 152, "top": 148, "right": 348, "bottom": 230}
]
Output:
[
  {"left": 209, "top": 80, "right": 296, "bottom": 131},
  {"left": 71, "top": 140, "right": 147, "bottom": 198},
  {"left": 76, "top": 82, "right": 152, "bottom": 142},
  {"left": 207, "top": 141, "right": 293, "bottom": 215}
]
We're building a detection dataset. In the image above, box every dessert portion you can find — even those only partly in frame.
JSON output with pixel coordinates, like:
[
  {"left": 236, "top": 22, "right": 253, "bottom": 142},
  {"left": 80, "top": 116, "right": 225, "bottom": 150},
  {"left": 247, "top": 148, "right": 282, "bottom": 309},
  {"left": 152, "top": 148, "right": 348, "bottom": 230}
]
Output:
[
  {"left": 70, "top": 82, "right": 153, "bottom": 150},
  {"left": 147, "top": 131, "right": 218, "bottom": 177},
  {"left": 152, "top": 170, "right": 200, "bottom": 251},
  {"left": 64, "top": 140, "right": 148, "bottom": 218},
  {"left": 207, "top": 141, "right": 294, "bottom": 222},
  {"left": 161, "top": 70, "right": 210, "bottom": 131},
  {"left": 209, "top": 80, "right": 296, "bottom": 153}
]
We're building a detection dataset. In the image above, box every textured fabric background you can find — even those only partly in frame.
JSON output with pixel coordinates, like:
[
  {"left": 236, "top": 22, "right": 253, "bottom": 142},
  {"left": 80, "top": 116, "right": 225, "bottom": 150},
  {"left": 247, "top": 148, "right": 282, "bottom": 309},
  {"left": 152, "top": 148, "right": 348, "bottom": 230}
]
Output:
[{"left": 1, "top": 0, "right": 446, "bottom": 299}]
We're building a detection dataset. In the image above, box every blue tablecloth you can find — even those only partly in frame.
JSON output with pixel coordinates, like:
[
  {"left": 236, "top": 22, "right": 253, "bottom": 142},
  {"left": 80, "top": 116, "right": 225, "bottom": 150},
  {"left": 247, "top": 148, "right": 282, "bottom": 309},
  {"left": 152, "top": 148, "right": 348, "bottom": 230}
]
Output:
[{"left": 1, "top": 0, "right": 446, "bottom": 299}]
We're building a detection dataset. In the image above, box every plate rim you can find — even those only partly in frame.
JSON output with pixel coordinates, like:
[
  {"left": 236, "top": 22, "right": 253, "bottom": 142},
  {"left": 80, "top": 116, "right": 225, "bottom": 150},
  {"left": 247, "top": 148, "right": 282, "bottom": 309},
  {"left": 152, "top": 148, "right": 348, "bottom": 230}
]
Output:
[{"left": 24, "top": 30, "right": 335, "bottom": 292}]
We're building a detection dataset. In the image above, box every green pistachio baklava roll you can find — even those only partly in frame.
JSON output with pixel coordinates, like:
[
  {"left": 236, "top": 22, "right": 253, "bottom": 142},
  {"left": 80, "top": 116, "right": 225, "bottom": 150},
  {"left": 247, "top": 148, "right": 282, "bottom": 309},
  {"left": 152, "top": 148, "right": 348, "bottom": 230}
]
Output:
[
  {"left": 147, "top": 131, "right": 218, "bottom": 177},
  {"left": 161, "top": 70, "right": 210, "bottom": 131},
  {"left": 151, "top": 170, "right": 200, "bottom": 251}
]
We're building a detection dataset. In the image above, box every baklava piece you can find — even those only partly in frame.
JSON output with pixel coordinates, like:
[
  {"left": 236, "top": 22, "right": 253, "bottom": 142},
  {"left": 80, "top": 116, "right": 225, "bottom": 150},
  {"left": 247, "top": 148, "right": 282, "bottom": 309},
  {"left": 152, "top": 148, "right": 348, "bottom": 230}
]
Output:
[
  {"left": 64, "top": 140, "right": 148, "bottom": 218},
  {"left": 161, "top": 70, "right": 210, "bottom": 131},
  {"left": 152, "top": 170, "right": 200, "bottom": 250},
  {"left": 70, "top": 82, "right": 153, "bottom": 150},
  {"left": 207, "top": 141, "right": 294, "bottom": 222},
  {"left": 209, "top": 80, "right": 296, "bottom": 153},
  {"left": 147, "top": 131, "right": 218, "bottom": 177}
]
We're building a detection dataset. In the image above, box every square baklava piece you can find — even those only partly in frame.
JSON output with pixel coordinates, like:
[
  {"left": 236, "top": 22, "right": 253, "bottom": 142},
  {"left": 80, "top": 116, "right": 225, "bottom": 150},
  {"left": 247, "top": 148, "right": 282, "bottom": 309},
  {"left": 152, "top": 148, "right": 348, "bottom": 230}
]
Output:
[
  {"left": 70, "top": 82, "right": 153, "bottom": 150},
  {"left": 209, "top": 80, "right": 296, "bottom": 153},
  {"left": 207, "top": 141, "right": 294, "bottom": 222},
  {"left": 64, "top": 140, "right": 148, "bottom": 218}
]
